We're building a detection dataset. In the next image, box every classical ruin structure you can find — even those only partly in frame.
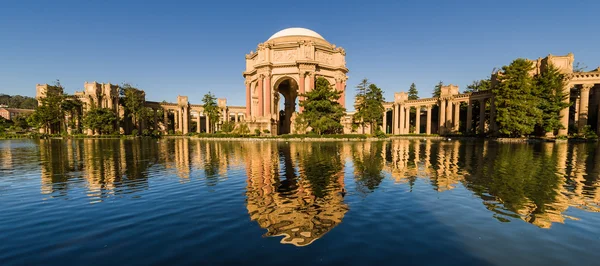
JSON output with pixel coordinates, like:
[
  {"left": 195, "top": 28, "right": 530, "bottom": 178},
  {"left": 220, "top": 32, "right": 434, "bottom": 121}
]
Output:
[
  {"left": 243, "top": 28, "right": 348, "bottom": 134},
  {"left": 382, "top": 54, "right": 600, "bottom": 136},
  {"left": 36, "top": 82, "right": 245, "bottom": 135}
]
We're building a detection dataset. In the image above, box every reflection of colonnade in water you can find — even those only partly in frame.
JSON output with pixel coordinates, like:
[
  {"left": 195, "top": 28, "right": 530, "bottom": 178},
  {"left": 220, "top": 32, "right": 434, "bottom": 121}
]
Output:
[
  {"left": 243, "top": 142, "right": 348, "bottom": 247},
  {"left": 382, "top": 139, "right": 600, "bottom": 228},
  {"left": 38, "top": 139, "right": 157, "bottom": 201},
  {"left": 32, "top": 139, "right": 600, "bottom": 231},
  {"left": 384, "top": 140, "right": 466, "bottom": 191}
]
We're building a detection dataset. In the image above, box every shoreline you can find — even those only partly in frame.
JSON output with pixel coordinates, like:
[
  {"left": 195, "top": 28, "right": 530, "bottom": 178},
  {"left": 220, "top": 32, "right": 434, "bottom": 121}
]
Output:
[{"left": 2, "top": 134, "right": 596, "bottom": 143}]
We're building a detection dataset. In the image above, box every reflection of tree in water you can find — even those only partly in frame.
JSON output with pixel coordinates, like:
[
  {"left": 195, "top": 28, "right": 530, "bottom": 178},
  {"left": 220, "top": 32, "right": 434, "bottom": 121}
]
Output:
[
  {"left": 39, "top": 139, "right": 158, "bottom": 201},
  {"left": 40, "top": 139, "right": 84, "bottom": 196},
  {"left": 352, "top": 142, "right": 385, "bottom": 195},
  {"left": 245, "top": 142, "right": 348, "bottom": 247},
  {"left": 463, "top": 143, "right": 570, "bottom": 228}
]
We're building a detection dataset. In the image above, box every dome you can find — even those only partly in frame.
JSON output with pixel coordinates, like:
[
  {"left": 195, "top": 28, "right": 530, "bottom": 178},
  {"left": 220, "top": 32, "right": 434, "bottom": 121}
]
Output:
[{"left": 267, "top": 27, "right": 325, "bottom": 41}]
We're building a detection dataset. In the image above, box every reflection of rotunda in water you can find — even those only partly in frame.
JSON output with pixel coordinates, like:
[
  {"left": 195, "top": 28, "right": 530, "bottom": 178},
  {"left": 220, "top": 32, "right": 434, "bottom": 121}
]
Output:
[{"left": 244, "top": 142, "right": 348, "bottom": 246}]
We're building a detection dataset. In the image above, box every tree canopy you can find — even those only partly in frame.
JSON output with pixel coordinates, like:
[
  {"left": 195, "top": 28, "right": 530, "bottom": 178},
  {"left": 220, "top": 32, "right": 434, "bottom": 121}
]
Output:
[
  {"left": 464, "top": 78, "right": 491, "bottom": 93},
  {"left": 0, "top": 94, "right": 38, "bottom": 109},
  {"left": 433, "top": 81, "right": 443, "bottom": 98},
  {"left": 83, "top": 108, "right": 118, "bottom": 135},
  {"left": 120, "top": 83, "right": 146, "bottom": 130},
  {"left": 354, "top": 80, "right": 385, "bottom": 134},
  {"left": 202, "top": 92, "right": 220, "bottom": 132},
  {"left": 298, "top": 77, "right": 346, "bottom": 134},
  {"left": 533, "top": 63, "right": 570, "bottom": 134},
  {"left": 408, "top": 83, "right": 419, "bottom": 100},
  {"left": 28, "top": 81, "right": 65, "bottom": 133},
  {"left": 493, "top": 59, "right": 542, "bottom": 137}
]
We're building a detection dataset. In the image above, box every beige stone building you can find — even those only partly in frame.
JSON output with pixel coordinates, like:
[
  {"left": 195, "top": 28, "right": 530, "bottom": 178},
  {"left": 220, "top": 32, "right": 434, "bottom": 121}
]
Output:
[
  {"left": 243, "top": 28, "right": 348, "bottom": 134},
  {"left": 36, "top": 82, "right": 245, "bottom": 135}
]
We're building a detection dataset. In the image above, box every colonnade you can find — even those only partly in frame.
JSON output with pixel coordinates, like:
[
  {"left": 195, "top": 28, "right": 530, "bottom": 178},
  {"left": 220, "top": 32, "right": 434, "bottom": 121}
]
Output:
[
  {"left": 384, "top": 88, "right": 495, "bottom": 135},
  {"left": 564, "top": 83, "right": 599, "bottom": 135}
]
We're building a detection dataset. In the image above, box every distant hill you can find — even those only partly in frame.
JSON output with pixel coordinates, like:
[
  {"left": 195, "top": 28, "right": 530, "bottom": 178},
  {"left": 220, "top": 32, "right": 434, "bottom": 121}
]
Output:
[{"left": 0, "top": 94, "right": 38, "bottom": 109}]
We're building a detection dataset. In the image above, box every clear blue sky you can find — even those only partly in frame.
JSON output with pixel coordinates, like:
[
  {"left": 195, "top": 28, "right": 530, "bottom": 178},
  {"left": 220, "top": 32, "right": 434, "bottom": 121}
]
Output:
[{"left": 1, "top": 0, "right": 599, "bottom": 108}]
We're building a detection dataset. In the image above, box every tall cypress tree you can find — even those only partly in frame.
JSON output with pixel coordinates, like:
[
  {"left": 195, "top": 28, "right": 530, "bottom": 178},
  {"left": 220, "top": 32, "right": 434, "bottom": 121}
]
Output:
[
  {"left": 408, "top": 83, "right": 419, "bottom": 100},
  {"left": 432, "top": 81, "right": 443, "bottom": 98},
  {"left": 493, "top": 59, "right": 542, "bottom": 137},
  {"left": 354, "top": 83, "right": 385, "bottom": 134},
  {"left": 533, "top": 63, "right": 570, "bottom": 135}
]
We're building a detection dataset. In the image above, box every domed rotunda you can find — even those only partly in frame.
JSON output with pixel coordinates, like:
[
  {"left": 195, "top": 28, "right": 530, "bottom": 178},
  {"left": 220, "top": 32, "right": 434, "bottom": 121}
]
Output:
[{"left": 243, "top": 27, "right": 348, "bottom": 135}]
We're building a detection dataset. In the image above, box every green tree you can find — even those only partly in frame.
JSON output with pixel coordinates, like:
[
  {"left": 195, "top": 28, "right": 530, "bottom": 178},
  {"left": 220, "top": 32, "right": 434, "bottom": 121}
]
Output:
[
  {"left": 408, "top": 83, "right": 419, "bottom": 100},
  {"left": 298, "top": 77, "right": 346, "bottom": 134},
  {"left": 28, "top": 80, "right": 65, "bottom": 133},
  {"left": 573, "top": 62, "right": 587, "bottom": 72},
  {"left": 202, "top": 92, "right": 220, "bottom": 133},
  {"left": 464, "top": 78, "right": 491, "bottom": 93},
  {"left": 82, "top": 108, "right": 118, "bottom": 135},
  {"left": 352, "top": 142, "right": 385, "bottom": 194},
  {"left": 221, "top": 121, "right": 235, "bottom": 133},
  {"left": 0, "top": 94, "right": 38, "bottom": 109},
  {"left": 120, "top": 83, "right": 146, "bottom": 132},
  {"left": 493, "top": 59, "right": 542, "bottom": 137},
  {"left": 61, "top": 96, "right": 83, "bottom": 133},
  {"left": 433, "top": 81, "right": 443, "bottom": 98},
  {"left": 354, "top": 83, "right": 385, "bottom": 134},
  {"left": 533, "top": 63, "right": 570, "bottom": 135},
  {"left": 0, "top": 116, "right": 12, "bottom": 133},
  {"left": 12, "top": 115, "right": 30, "bottom": 130}
]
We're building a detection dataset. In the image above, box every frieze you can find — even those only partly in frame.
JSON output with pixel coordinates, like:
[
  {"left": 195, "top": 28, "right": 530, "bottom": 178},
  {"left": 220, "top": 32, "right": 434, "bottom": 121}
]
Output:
[
  {"left": 315, "top": 51, "right": 333, "bottom": 65},
  {"left": 273, "top": 50, "right": 297, "bottom": 62}
]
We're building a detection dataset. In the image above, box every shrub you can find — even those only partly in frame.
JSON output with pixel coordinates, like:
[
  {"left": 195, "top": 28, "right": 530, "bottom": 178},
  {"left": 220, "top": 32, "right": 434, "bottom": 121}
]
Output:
[
  {"left": 221, "top": 121, "right": 236, "bottom": 133},
  {"left": 254, "top": 128, "right": 261, "bottom": 136},
  {"left": 374, "top": 130, "right": 386, "bottom": 138},
  {"left": 263, "top": 129, "right": 270, "bottom": 134}
]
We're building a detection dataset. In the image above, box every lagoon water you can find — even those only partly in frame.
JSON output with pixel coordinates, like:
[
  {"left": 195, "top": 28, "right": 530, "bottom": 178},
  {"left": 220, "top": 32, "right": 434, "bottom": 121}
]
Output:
[{"left": 1, "top": 138, "right": 599, "bottom": 265}]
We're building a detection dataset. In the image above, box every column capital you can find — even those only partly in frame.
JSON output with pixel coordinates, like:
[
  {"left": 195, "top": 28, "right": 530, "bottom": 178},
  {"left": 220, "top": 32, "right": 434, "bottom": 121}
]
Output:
[{"left": 581, "top": 84, "right": 594, "bottom": 91}]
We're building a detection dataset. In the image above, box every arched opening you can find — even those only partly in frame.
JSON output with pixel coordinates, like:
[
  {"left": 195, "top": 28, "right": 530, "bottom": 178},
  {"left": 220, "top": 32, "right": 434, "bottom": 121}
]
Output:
[{"left": 275, "top": 78, "right": 299, "bottom": 135}]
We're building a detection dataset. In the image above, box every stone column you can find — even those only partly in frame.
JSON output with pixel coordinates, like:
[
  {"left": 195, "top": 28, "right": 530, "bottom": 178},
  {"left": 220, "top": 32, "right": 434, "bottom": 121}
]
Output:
[
  {"left": 245, "top": 82, "right": 251, "bottom": 118},
  {"left": 479, "top": 99, "right": 486, "bottom": 134},
  {"left": 415, "top": 106, "right": 421, "bottom": 134},
  {"left": 257, "top": 76, "right": 264, "bottom": 117},
  {"left": 309, "top": 73, "right": 315, "bottom": 91},
  {"left": 439, "top": 99, "right": 446, "bottom": 134},
  {"left": 299, "top": 73, "right": 305, "bottom": 113},
  {"left": 399, "top": 104, "right": 405, "bottom": 134},
  {"left": 205, "top": 114, "right": 210, "bottom": 134},
  {"left": 558, "top": 85, "right": 571, "bottom": 136},
  {"left": 163, "top": 109, "right": 169, "bottom": 134},
  {"left": 466, "top": 99, "right": 473, "bottom": 133},
  {"left": 574, "top": 96, "right": 580, "bottom": 126},
  {"left": 235, "top": 113, "right": 239, "bottom": 123},
  {"left": 176, "top": 110, "right": 181, "bottom": 133},
  {"left": 183, "top": 107, "right": 189, "bottom": 134},
  {"left": 404, "top": 106, "right": 410, "bottom": 134},
  {"left": 382, "top": 110, "right": 387, "bottom": 134},
  {"left": 196, "top": 114, "right": 200, "bottom": 133},
  {"left": 578, "top": 84, "right": 592, "bottom": 132},
  {"left": 392, "top": 104, "right": 398, "bottom": 134},
  {"left": 453, "top": 102, "right": 460, "bottom": 132},
  {"left": 426, "top": 105, "right": 432, "bottom": 134},
  {"left": 446, "top": 100, "right": 453, "bottom": 132},
  {"left": 265, "top": 75, "right": 271, "bottom": 118}
]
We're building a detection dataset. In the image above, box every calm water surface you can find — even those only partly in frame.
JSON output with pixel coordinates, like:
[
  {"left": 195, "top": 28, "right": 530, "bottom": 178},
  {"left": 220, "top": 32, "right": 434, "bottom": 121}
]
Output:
[{"left": 1, "top": 139, "right": 599, "bottom": 265}]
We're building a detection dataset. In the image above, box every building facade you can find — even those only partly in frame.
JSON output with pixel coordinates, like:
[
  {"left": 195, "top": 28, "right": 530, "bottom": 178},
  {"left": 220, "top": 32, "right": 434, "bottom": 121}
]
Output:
[{"left": 243, "top": 28, "right": 348, "bottom": 135}]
